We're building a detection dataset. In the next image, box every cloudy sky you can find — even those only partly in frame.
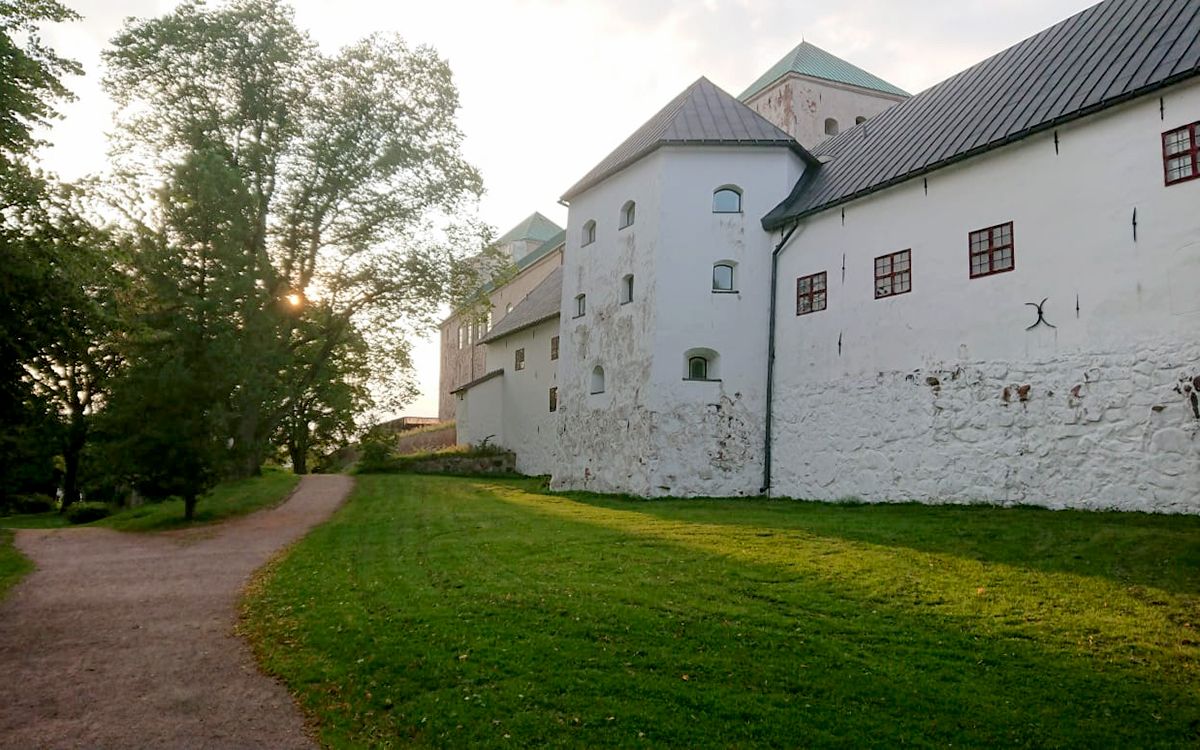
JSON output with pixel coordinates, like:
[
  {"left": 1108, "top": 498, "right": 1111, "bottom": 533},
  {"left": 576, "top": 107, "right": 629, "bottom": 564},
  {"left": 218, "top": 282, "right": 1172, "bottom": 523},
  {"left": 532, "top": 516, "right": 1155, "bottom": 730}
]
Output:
[{"left": 38, "top": 0, "right": 1098, "bottom": 418}]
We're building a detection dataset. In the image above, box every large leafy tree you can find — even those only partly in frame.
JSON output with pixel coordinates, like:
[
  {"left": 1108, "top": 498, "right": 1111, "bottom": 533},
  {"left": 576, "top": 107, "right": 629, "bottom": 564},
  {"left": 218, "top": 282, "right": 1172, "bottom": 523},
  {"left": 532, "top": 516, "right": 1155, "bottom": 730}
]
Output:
[
  {"left": 0, "top": 0, "right": 84, "bottom": 503},
  {"left": 102, "top": 0, "right": 485, "bottom": 495}
]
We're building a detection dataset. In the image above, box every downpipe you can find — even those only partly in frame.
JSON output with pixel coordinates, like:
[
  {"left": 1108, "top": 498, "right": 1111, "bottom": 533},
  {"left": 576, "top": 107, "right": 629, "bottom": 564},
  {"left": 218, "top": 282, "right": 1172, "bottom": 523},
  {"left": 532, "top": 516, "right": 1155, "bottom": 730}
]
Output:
[{"left": 761, "top": 220, "right": 800, "bottom": 496}]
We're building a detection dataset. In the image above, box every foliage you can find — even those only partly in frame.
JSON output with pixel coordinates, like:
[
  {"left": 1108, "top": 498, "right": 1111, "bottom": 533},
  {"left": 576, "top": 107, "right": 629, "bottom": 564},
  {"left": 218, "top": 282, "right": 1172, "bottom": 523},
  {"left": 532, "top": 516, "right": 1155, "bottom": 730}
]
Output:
[
  {"left": 65, "top": 501, "right": 109, "bottom": 524},
  {"left": 243, "top": 475, "right": 1200, "bottom": 748},
  {"left": 100, "top": 0, "right": 488, "bottom": 494},
  {"left": 9, "top": 493, "right": 55, "bottom": 514},
  {"left": 0, "top": 528, "right": 32, "bottom": 601}
]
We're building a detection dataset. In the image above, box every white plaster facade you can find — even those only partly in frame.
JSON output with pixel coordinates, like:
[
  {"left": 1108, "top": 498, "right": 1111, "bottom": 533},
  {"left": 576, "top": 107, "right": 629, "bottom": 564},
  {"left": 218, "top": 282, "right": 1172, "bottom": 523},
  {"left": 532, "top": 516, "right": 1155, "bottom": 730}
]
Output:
[
  {"left": 770, "top": 79, "right": 1200, "bottom": 513},
  {"left": 554, "top": 147, "right": 806, "bottom": 496},
  {"left": 448, "top": 10, "right": 1200, "bottom": 513}
]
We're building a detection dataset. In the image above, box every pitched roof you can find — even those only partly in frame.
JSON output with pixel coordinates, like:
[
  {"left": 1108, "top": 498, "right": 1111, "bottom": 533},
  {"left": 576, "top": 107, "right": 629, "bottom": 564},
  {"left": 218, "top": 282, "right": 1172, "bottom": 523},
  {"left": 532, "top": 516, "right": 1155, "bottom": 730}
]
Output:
[
  {"left": 763, "top": 0, "right": 1200, "bottom": 229},
  {"left": 562, "top": 77, "right": 816, "bottom": 201},
  {"left": 496, "top": 212, "right": 563, "bottom": 246},
  {"left": 740, "top": 41, "right": 910, "bottom": 102},
  {"left": 450, "top": 369, "right": 504, "bottom": 395},
  {"left": 515, "top": 230, "right": 565, "bottom": 272},
  {"left": 480, "top": 267, "right": 563, "bottom": 344}
]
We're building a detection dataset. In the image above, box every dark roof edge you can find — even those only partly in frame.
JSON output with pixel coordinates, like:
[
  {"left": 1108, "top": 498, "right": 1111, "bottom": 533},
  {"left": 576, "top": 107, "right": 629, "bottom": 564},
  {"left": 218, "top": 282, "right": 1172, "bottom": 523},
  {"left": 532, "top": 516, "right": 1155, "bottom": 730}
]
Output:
[
  {"left": 763, "top": 70, "right": 1200, "bottom": 230},
  {"left": 743, "top": 70, "right": 911, "bottom": 104},
  {"left": 479, "top": 311, "right": 561, "bottom": 344},
  {"left": 450, "top": 369, "right": 505, "bottom": 395},
  {"left": 563, "top": 140, "right": 818, "bottom": 202}
]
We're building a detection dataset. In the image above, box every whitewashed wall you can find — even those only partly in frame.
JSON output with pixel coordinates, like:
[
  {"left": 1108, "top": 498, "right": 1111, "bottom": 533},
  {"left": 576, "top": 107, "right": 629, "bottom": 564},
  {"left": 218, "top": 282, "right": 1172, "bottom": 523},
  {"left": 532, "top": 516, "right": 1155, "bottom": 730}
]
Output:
[
  {"left": 456, "top": 375, "right": 503, "bottom": 448},
  {"left": 554, "top": 146, "right": 806, "bottom": 496},
  {"left": 771, "top": 78, "right": 1200, "bottom": 513},
  {"left": 744, "top": 75, "right": 905, "bottom": 149},
  {"left": 483, "top": 317, "right": 561, "bottom": 475}
]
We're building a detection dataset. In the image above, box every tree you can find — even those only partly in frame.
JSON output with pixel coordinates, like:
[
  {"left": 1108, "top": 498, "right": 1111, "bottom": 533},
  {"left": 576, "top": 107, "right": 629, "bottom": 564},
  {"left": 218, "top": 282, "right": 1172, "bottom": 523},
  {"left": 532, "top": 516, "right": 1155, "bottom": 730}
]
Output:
[
  {"left": 0, "top": 0, "right": 83, "bottom": 504},
  {"left": 102, "top": 0, "right": 486, "bottom": 498}
]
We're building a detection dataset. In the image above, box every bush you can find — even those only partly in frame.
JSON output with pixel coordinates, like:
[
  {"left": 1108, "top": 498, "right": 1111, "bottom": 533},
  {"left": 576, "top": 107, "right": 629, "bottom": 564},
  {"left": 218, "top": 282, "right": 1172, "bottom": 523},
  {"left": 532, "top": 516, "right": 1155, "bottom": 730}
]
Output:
[
  {"left": 13, "top": 494, "right": 56, "bottom": 514},
  {"left": 357, "top": 435, "right": 399, "bottom": 474},
  {"left": 66, "top": 502, "right": 111, "bottom": 524}
]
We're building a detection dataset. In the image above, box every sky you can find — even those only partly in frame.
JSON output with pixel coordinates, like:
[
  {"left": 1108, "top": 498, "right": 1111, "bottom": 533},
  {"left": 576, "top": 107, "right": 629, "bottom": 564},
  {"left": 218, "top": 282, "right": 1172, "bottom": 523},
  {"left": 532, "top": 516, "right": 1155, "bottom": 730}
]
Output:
[{"left": 36, "top": 0, "right": 1099, "bottom": 419}]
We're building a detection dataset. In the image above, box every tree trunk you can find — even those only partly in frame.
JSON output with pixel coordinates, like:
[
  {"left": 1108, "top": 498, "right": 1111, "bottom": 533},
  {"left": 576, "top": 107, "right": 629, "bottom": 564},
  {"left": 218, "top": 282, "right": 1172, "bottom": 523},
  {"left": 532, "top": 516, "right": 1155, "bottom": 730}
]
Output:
[
  {"left": 184, "top": 493, "right": 198, "bottom": 521},
  {"left": 290, "top": 445, "right": 308, "bottom": 475},
  {"left": 289, "top": 419, "right": 309, "bottom": 475},
  {"left": 59, "top": 416, "right": 87, "bottom": 512}
]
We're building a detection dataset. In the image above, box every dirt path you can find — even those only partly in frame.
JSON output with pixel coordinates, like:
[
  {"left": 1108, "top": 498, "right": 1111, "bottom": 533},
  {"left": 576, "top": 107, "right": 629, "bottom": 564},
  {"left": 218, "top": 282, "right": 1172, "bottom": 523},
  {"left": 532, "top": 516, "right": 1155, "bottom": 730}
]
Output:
[{"left": 0, "top": 474, "right": 352, "bottom": 750}]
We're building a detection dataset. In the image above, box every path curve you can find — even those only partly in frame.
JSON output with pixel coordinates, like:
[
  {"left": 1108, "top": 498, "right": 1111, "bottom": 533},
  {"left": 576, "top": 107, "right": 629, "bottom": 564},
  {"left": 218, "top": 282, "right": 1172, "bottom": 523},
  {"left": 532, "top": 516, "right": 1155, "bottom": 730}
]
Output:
[{"left": 0, "top": 474, "right": 352, "bottom": 750}]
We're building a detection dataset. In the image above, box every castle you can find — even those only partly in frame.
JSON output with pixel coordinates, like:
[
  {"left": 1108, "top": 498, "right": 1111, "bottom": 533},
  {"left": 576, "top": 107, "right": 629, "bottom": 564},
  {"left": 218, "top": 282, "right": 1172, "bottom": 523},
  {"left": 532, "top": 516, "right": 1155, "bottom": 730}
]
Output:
[{"left": 441, "top": 0, "right": 1200, "bottom": 514}]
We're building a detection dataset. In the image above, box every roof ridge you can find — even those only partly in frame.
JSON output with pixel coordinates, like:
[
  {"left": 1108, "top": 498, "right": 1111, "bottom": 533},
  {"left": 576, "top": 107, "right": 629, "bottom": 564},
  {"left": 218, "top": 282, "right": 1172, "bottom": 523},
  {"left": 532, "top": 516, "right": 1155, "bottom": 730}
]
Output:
[{"left": 739, "top": 39, "right": 910, "bottom": 102}]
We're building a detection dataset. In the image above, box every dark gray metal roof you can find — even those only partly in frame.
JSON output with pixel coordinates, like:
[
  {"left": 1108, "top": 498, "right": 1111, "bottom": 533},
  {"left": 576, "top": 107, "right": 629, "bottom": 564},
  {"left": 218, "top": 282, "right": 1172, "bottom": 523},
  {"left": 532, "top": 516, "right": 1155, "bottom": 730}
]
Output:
[
  {"left": 563, "top": 77, "right": 816, "bottom": 201},
  {"left": 480, "top": 267, "right": 563, "bottom": 344},
  {"left": 763, "top": 0, "right": 1200, "bottom": 229},
  {"left": 450, "top": 369, "right": 504, "bottom": 395}
]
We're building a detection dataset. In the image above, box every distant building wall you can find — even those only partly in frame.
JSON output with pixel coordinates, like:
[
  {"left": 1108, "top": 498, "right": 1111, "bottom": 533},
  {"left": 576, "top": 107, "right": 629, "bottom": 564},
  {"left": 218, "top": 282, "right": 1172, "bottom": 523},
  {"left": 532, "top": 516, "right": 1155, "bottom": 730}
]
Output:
[
  {"left": 744, "top": 74, "right": 906, "bottom": 149},
  {"left": 481, "top": 317, "right": 560, "bottom": 476}
]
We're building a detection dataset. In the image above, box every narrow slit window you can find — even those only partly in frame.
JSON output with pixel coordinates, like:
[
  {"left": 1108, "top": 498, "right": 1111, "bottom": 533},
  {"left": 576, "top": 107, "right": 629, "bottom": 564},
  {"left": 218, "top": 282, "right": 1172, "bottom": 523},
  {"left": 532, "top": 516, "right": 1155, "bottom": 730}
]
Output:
[
  {"left": 969, "top": 222, "right": 1015, "bottom": 278},
  {"left": 549, "top": 387, "right": 558, "bottom": 412},
  {"left": 874, "top": 249, "right": 912, "bottom": 299},
  {"left": 574, "top": 293, "right": 586, "bottom": 318},
  {"left": 796, "top": 272, "right": 827, "bottom": 315},
  {"left": 1163, "top": 122, "right": 1199, "bottom": 185},
  {"left": 688, "top": 356, "right": 708, "bottom": 380},
  {"left": 620, "top": 274, "right": 634, "bottom": 304},
  {"left": 619, "top": 200, "right": 636, "bottom": 229},
  {"left": 590, "top": 366, "right": 605, "bottom": 394},
  {"left": 514, "top": 348, "right": 525, "bottom": 371},
  {"left": 550, "top": 335, "right": 559, "bottom": 361}
]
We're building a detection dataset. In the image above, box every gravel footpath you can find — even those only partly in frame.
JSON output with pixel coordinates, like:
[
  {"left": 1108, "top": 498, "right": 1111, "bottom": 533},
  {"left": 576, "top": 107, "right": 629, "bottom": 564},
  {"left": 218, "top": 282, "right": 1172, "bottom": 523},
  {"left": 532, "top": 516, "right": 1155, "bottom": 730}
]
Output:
[{"left": 0, "top": 474, "right": 352, "bottom": 750}]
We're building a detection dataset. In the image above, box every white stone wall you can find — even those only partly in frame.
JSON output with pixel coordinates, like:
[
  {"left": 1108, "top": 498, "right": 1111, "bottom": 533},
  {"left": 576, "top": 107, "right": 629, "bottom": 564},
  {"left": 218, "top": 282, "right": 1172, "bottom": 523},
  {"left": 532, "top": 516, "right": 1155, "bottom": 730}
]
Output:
[
  {"left": 554, "top": 146, "right": 807, "bottom": 497},
  {"left": 456, "top": 375, "right": 503, "bottom": 448},
  {"left": 771, "top": 78, "right": 1200, "bottom": 513},
  {"left": 744, "top": 74, "right": 906, "bottom": 149},
  {"left": 482, "top": 318, "right": 561, "bottom": 476}
]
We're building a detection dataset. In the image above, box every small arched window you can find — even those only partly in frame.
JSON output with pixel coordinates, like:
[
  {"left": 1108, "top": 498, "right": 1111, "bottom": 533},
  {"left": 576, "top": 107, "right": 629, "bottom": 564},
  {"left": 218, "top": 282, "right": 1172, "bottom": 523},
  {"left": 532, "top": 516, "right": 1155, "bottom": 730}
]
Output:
[
  {"left": 683, "top": 348, "right": 720, "bottom": 381},
  {"left": 582, "top": 220, "right": 596, "bottom": 246},
  {"left": 590, "top": 365, "right": 606, "bottom": 394},
  {"left": 574, "top": 293, "right": 586, "bottom": 318},
  {"left": 712, "top": 262, "right": 736, "bottom": 292},
  {"left": 620, "top": 274, "right": 634, "bottom": 304},
  {"left": 825, "top": 118, "right": 839, "bottom": 136},
  {"left": 855, "top": 116, "right": 867, "bottom": 125},
  {"left": 619, "top": 200, "right": 636, "bottom": 229},
  {"left": 505, "top": 302, "right": 513, "bottom": 314},
  {"left": 713, "top": 186, "right": 742, "bottom": 213}
]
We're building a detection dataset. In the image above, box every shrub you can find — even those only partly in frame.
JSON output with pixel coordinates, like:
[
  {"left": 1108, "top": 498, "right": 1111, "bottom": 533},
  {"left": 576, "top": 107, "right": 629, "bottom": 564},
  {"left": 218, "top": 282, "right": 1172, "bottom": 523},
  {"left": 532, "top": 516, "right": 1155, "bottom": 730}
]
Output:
[
  {"left": 357, "top": 434, "right": 399, "bottom": 474},
  {"left": 67, "top": 502, "right": 111, "bottom": 524},
  {"left": 14, "top": 494, "right": 56, "bottom": 514}
]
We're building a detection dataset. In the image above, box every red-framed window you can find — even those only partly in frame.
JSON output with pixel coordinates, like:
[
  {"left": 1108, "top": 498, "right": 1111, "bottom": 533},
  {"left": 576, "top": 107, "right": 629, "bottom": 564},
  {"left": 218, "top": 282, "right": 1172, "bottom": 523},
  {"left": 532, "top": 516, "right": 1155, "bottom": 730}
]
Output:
[
  {"left": 1163, "top": 122, "right": 1199, "bottom": 186},
  {"left": 874, "top": 249, "right": 911, "bottom": 299},
  {"left": 969, "top": 222, "right": 1015, "bottom": 278},
  {"left": 796, "top": 272, "right": 827, "bottom": 315}
]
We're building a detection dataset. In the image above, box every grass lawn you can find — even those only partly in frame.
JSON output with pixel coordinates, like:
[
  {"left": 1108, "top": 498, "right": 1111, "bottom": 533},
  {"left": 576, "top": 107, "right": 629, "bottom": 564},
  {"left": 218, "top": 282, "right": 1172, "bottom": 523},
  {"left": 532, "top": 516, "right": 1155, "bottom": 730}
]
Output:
[
  {"left": 0, "top": 529, "right": 33, "bottom": 601},
  {"left": 242, "top": 475, "right": 1200, "bottom": 748},
  {"left": 0, "top": 469, "right": 301, "bottom": 534}
]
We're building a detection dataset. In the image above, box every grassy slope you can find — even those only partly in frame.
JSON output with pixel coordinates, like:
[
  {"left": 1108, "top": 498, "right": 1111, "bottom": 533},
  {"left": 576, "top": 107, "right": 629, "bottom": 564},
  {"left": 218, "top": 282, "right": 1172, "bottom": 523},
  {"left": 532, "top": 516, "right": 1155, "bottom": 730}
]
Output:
[
  {"left": 0, "top": 470, "right": 301, "bottom": 533},
  {"left": 243, "top": 475, "right": 1200, "bottom": 748},
  {"left": 0, "top": 529, "right": 33, "bottom": 601}
]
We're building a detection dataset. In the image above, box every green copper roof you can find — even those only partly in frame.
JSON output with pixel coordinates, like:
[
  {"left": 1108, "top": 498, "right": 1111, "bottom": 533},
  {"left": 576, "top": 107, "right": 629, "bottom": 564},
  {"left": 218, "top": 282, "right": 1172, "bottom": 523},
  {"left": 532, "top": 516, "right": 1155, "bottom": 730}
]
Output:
[
  {"left": 496, "top": 212, "right": 563, "bottom": 246},
  {"left": 739, "top": 41, "right": 909, "bottom": 102}
]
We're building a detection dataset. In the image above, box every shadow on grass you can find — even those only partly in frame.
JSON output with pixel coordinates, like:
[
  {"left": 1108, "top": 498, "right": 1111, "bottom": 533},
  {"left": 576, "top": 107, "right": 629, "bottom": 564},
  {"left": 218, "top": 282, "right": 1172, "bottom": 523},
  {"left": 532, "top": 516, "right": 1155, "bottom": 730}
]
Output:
[
  {"left": 539, "top": 484, "right": 1200, "bottom": 597},
  {"left": 245, "top": 475, "right": 1200, "bottom": 748}
]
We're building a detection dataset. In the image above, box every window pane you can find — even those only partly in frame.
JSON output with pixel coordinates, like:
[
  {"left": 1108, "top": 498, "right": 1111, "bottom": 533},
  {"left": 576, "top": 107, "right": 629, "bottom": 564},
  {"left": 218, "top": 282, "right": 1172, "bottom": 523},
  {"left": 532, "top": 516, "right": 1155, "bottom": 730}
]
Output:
[
  {"left": 814, "top": 291, "right": 826, "bottom": 310},
  {"left": 689, "top": 357, "right": 707, "bottom": 379},
  {"left": 896, "top": 271, "right": 911, "bottom": 293},
  {"left": 713, "top": 264, "right": 734, "bottom": 290},
  {"left": 713, "top": 189, "right": 741, "bottom": 213},
  {"left": 1165, "top": 129, "right": 1191, "bottom": 155}
]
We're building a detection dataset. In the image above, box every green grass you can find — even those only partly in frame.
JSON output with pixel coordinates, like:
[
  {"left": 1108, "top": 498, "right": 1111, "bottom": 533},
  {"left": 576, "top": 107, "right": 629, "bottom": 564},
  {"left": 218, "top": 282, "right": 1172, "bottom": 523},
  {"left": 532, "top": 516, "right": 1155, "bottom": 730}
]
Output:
[
  {"left": 241, "top": 475, "right": 1200, "bottom": 748},
  {"left": 0, "top": 529, "right": 33, "bottom": 601},
  {"left": 0, "top": 469, "right": 301, "bottom": 533}
]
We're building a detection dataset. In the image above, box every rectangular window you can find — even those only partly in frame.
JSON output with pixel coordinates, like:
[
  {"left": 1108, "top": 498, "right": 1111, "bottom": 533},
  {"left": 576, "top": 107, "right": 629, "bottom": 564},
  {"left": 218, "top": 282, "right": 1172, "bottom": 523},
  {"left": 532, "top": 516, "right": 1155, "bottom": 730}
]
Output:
[
  {"left": 574, "top": 294, "right": 586, "bottom": 318},
  {"left": 874, "top": 249, "right": 912, "bottom": 299},
  {"left": 550, "top": 336, "right": 559, "bottom": 361},
  {"left": 1163, "top": 122, "right": 1199, "bottom": 185},
  {"left": 968, "top": 222, "right": 1015, "bottom": 278},
  {"left": 796, "top": 272, "right": 827, "bottom": 315},
  {"left": 514, "top": 348, "right": 525, "bottom": 371},
  {"left": 549, "top": 387, "right": 558, "bottom": 412}
]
